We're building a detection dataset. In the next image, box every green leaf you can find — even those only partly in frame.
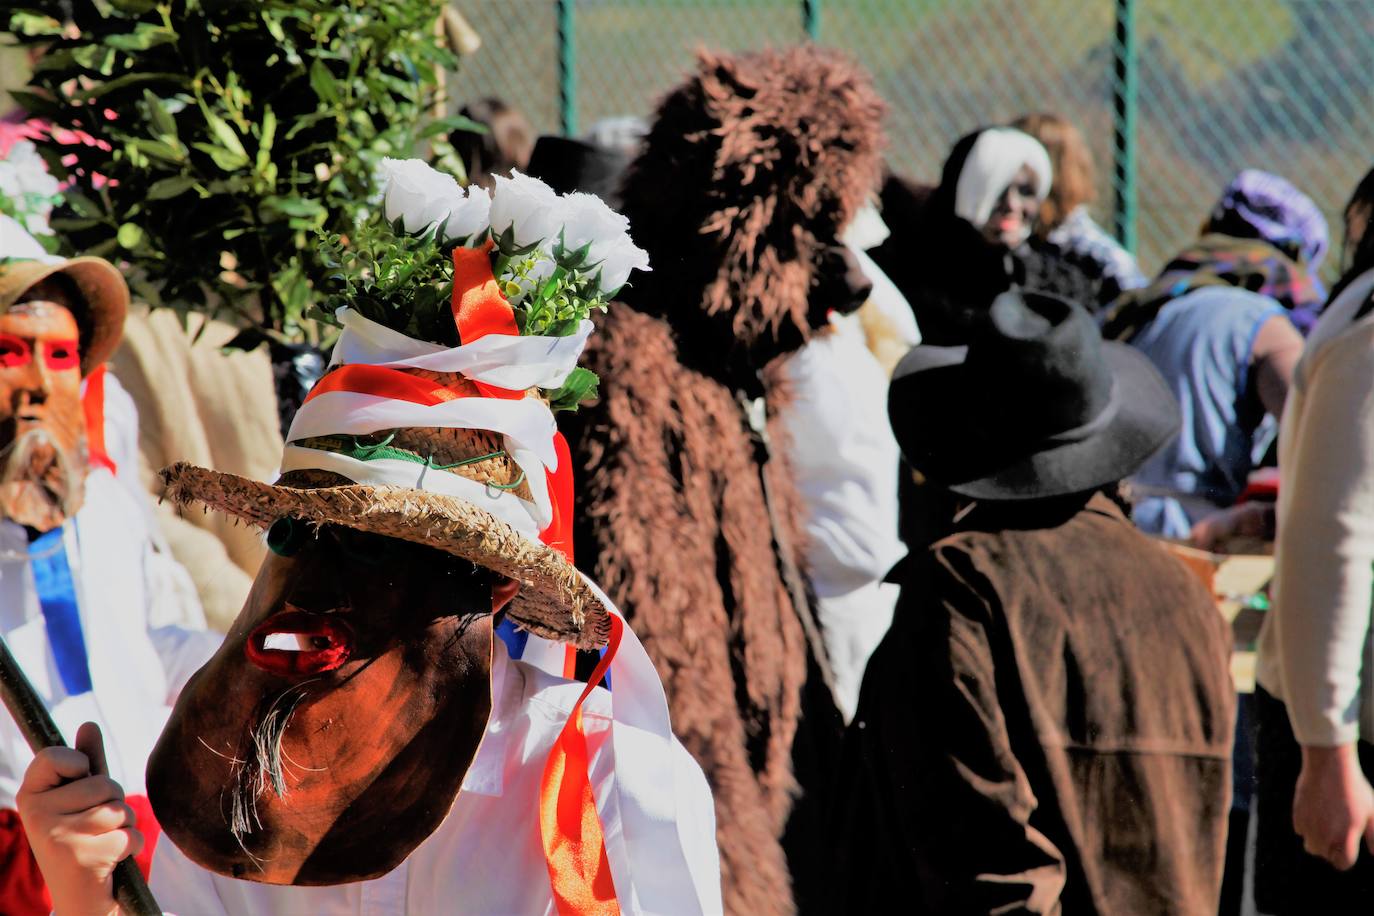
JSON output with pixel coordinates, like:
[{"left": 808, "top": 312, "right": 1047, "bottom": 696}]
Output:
[
  {"left": 68, "top": 45, "right": 115, "bottom": 74},
  {"left": 545, "top": 368, "right": 600, "bottom": 412},
  {"left": 49, "top": 217, "right": 105, "bottom": 232},
  {"left": 282, "top": 110, "right": 332, "bottom": 141},
  {"left": 419, "top": 115, "right": 489, "bottom": 139},
  {"left": 9, "top": 12, "right": 64, "bottom": 36},
  {"left": 144, "top": 89, "right": 177, "bottom": 140},
  {"left": 309, "top": 60, "right": 340, "bottom": 105},
  {"left": 64, "top": 193, "right": 103, "bottom": 219},
  {"left": 200, "top": 106, "right": 248, "bottom": 160},
  {"left": 72, "top": 71, "right": 188, "bottom": 102},
  {"left": 127, "top": 137, "right": 186, "bottom": 164},
  {"left": 262, "top": 195, "right": 326, "bottom": 220},
  {"left": 105, "top": 23, "right": 176, "bottom": 52},
  {"left": 146, "top": 175, "right": 198, "bottom": 200},
  {"left": 257, "top": 106, "right": 277, "bottom": 171},
  {"left": 191, "top": 141, "right": 249, "bottom": 172}
]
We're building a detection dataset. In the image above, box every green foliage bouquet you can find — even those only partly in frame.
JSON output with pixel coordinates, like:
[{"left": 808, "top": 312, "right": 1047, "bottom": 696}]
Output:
[
  {"left": 318, "top": 160, "right": 650, "bottom": 411},
  {"left": 4, "top": 0, "right": 461, "bottom": 339}
]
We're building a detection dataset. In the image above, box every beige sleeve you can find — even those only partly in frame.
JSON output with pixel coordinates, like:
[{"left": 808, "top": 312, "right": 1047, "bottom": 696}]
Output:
[{"left": 1273, "top": 323, "right": 1374, "bottom": 746}]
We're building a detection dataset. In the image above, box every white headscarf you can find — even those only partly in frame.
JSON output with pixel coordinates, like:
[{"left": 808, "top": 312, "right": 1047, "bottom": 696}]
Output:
[{"left": 953, "top": 128, "right": 1053, "bottom": 231}]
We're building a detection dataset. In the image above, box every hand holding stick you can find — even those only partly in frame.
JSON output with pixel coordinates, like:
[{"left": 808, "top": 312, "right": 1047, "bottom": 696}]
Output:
[{"left": 0, "top": 635, "right": 162, "bottom": 916}]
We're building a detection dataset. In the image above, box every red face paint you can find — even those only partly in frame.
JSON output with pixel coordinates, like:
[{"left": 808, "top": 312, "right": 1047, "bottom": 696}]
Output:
[
  {"left": 0, "top": 334, "right": 31, "bottom": 368},
  {"left": 42, "top": 339, "right": 80, "bottom": 371},
  {"left": 246, "top": 610, "right": 355, "bottom": 677}
]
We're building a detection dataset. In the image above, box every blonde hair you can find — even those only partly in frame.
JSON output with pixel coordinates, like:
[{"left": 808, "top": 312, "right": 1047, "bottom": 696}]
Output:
[{"left": 1012, "top": 113, "right": 1097, "bottom": 234}]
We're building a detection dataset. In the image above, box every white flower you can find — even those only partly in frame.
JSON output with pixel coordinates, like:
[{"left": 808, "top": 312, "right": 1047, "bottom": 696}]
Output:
[
  {"left": 440, "top": 184, "right": 491, "bottom": 243},
  {"left": 0, "top": 141, "right": 61, "bottom": 238},
  {"left": 488, "top": 170, "right": 564, "bottom": 249},
  {"left": 558, "top": 192, "right": 649, "bottom": 294},
  {"left": 379, "top": 157, "right": 461, "bottom": 235},
  {"left": 594, "top": 233, "right": 651, "bottom": 294},
  {"left": 4, "top": 142, "right": 59, "bottom": 199}
]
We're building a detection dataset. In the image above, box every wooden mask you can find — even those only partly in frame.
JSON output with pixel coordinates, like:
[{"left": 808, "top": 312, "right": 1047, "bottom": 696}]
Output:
[
  {"left": 146, "top": 521, "right": 514, "bottom": 884},
  {"left": 0, "top": 290, "right": 87, "bottom": 532}
]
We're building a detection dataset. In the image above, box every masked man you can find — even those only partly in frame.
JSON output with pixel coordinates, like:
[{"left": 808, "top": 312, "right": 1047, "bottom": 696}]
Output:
[
  {"left": 0, "top": 237, "right": 217, "bottom": 915},
  {"left": 15, "top": 163, "right": 721, "bottom": 914}
]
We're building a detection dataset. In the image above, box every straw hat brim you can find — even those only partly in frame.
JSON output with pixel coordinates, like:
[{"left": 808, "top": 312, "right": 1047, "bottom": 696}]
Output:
[
  {"left": 0, "top": 257, "right": 129, "bottom": 372},
  {"left": 159, "top": 462, "right": 610, "bottom": 650}
]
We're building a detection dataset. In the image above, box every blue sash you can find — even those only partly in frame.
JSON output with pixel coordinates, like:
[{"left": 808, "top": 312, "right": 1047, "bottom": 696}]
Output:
[{"left": 29, "top": 527, "right": 93, "bottom": 696}]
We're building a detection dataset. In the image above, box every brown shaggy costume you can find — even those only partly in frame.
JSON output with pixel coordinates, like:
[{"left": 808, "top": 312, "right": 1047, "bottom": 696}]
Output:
[{"left": 564, "top": 47, "right": 886, "bottom": 914}]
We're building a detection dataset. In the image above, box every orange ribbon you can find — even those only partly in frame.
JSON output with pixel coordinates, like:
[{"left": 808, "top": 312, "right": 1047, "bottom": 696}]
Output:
[
  {"left": 302, "top": 363, "right": 502, "bottom": 406},
  {"left": 81, "top": 365, "right": 115, "bottom": 474},
  {"left": 452, "top": 242, "right": 521, "bottom": 344},
  {"left": 540, "top": 614, "right": 623, "bottom": 916}
]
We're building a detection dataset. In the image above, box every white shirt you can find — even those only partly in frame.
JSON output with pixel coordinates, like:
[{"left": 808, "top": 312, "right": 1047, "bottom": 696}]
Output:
[
  {"left": 1256, "top": 268, "right": 1374, "bottom": 745},
  {"left": 0, "top": 470, "right": 219, "bottom": 806},
  {"left": 784, "top": 312, "right": 908, "bottom": 719},
  {"left": 150, "top": 586, "right": 724, "bottom": 915}
]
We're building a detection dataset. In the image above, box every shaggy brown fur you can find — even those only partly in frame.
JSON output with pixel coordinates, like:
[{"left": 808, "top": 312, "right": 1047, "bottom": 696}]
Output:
[
  {"left": 567, "top": 47, "right": 886, "bottom": 915},
  {"left": 616, "top": 46, "right": 887, "bottom": 392}
]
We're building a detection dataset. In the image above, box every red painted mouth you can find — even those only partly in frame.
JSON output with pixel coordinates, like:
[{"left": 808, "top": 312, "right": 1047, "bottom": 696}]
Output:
[{"left": 246, "top": 611, "right": 354, "bottom": 677}]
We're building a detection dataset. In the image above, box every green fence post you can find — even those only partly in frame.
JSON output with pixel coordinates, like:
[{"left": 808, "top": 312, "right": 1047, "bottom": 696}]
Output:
[
  {"left": 557, "top": 0, "right": 578, "bottom": 136},
  {"left": 1112, "top": 0, "right": 1138, "bottom": 253},
  {"left": 803, "top": 0, "right": 821, "bottom": 41}
]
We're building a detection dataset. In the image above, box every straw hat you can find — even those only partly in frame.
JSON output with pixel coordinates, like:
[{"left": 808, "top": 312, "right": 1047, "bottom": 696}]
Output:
[
  {"left": 160, "top": 366, "right": 611, "bottom": 650},
  {"left": 0, "top": 255, "right": 129, "bottom": 372}
]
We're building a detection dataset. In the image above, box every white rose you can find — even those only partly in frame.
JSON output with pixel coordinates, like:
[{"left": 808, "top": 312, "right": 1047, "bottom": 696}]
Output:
[
  {"left": 594, "top": 233, "right": 651, "bottom": 294},
  {"left": 441, "top": 184, "right": 491, "bottom": 243},
  {"left": 557, "top": 192, "right": 649, "bottom": 294},
  {"left": 488, "top": 171, "right": 564, "bottom": 249},
  {"left": 380, "top": 158, "right": 461, "bottom": 235}
]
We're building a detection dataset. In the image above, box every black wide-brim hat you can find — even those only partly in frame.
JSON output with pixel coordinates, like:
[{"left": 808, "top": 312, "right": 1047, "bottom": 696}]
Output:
[{"left": 889, "top": 290, "right": 1181, "bottom": 500}]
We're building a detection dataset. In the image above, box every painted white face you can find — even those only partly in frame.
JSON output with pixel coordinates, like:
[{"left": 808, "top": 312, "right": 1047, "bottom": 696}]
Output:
[{"left": 982, "top": 164, "right": 1041, "bottom": 249}]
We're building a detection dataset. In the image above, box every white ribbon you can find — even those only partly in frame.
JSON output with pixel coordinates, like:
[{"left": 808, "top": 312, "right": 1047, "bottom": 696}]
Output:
[
  {"left": 285, "top": 391, "right": 560, "bottom": 473},
  {"left": 330, "top": 307, "right": 593, "bottom": 391}
]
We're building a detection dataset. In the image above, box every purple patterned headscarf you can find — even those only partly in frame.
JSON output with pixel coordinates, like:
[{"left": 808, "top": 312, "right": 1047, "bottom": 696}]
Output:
[{"left": 1210, "top": 169, "right": 1329, "bottom": 273}]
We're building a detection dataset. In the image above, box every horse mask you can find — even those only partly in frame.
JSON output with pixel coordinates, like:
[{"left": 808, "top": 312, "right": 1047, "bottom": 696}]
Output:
[
  {"left": 146, "top": 514, "right": 515, "bottom": 883},
  {"left": 150, "top": 404, "right": 611, "bottom": 885}
]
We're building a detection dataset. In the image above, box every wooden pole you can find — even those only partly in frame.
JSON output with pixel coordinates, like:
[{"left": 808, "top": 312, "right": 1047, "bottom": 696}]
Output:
[{"left": 0, "top": 636, "right": 162, "bottom": 916}]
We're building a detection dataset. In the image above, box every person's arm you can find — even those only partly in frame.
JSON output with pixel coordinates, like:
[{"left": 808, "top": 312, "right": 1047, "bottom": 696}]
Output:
[
  {"left": 1272, "top": 325, "right": 1374, "bottom": 868},
  {"left": 905, "top": 548, "right": 1066, "bottom": 913},
  {"left": 1250, "top": 312, "right": 1303, "bottom": 418}
]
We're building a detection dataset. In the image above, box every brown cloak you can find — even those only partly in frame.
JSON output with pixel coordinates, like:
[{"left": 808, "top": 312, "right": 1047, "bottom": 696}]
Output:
[{"left": 565, "top": 47, "right": 886, "bottom": 914}]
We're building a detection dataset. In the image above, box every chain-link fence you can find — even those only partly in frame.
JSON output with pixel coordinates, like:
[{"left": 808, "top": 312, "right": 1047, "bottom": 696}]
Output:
[{"left": 449, "top": 0, "right": 1374, "bottom": 283}]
